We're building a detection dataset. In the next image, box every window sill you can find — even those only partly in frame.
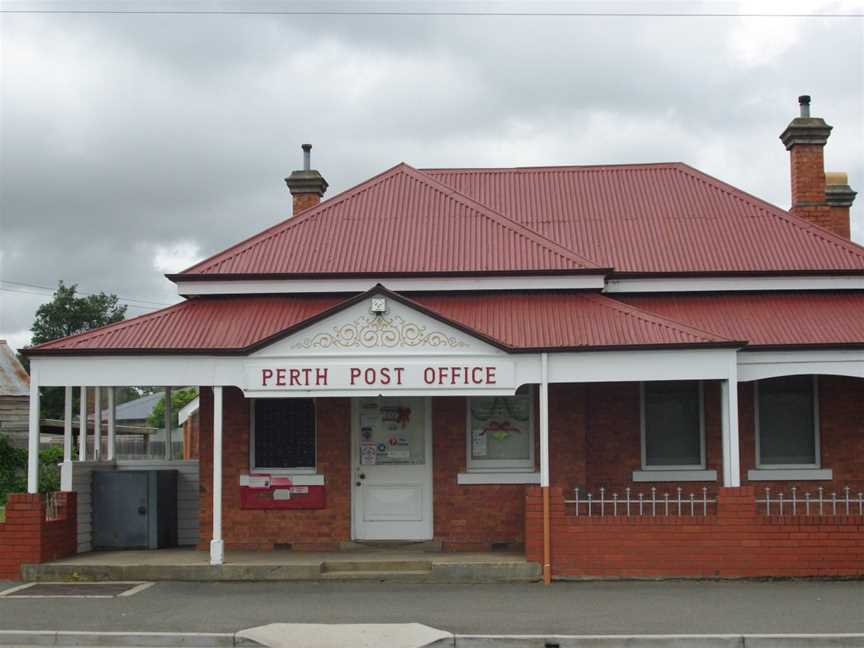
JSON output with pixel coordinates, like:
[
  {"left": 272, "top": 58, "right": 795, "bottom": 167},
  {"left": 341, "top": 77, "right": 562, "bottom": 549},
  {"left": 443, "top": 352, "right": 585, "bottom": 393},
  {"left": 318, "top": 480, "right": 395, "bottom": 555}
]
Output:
[
  {"left": 747, "top": 468, "right": 832, "bottom": 481},
  {"left": 457, "top": 472, "right": 541, "bottom": 485},
  {"left": 632, "top": 469, "right": 717, "bottom": 482},
  {"left": 240, "top": 473, "right": 325, "bottom": 486}
]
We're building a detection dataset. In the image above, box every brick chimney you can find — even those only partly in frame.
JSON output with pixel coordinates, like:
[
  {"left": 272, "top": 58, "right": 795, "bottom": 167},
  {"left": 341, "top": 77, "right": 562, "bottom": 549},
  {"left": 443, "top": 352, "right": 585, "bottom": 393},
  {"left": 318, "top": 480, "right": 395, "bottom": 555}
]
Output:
[
  {"left": 285, "top": 143, "right": 328, "bottom": 215},
  {"left": 780, "top": 95, "right": 856, "bottom": 238}
]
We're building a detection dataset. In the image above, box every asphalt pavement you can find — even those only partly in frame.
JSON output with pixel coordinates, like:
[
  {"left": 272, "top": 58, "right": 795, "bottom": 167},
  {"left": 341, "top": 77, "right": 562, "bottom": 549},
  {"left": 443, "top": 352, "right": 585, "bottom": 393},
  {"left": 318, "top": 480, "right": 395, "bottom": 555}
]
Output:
[{"left": 0, "top": 580, "right": 861, "bottom": 636}]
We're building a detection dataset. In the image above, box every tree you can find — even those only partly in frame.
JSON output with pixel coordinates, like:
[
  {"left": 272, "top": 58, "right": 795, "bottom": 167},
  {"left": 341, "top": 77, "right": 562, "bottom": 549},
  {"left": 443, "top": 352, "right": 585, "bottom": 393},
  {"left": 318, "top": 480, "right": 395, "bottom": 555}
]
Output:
[
  {"left": 30, "top": 281, "right": 127, "bottom": 346},
  {"left": 147, "top": 388, "right": 198, "bottom": 428},
  {"left": 24, "top": 282, "right": 127, "bottom": 419}
]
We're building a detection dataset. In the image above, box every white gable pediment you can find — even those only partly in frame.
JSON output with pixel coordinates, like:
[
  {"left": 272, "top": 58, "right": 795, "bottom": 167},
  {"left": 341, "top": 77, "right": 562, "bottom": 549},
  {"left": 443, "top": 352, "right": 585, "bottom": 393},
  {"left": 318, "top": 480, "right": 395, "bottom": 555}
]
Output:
[{"left": 253, "top": 295, "right": 503, "bottom": 358}]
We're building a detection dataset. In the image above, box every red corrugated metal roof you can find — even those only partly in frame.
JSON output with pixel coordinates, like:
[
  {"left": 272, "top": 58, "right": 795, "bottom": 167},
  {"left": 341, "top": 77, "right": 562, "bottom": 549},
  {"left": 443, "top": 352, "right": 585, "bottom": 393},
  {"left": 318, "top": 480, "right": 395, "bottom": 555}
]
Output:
[
  {"left": 413, "top": 292, "right": 733, "bottom": 350},
  {"left": 26, "top": 288, "right": 734, "bottom": 355},
  {"left": 425, "top": 163, "right": 864, "bottom": 274},
  {"left": 616, "top": 292, "right": 864, "bottom": 348},
  {"left": 178, "top": 163, "right": 602, "bottom": 277},
  {"left": 27, "top": 296, "right": 342, "bottom": 353}
]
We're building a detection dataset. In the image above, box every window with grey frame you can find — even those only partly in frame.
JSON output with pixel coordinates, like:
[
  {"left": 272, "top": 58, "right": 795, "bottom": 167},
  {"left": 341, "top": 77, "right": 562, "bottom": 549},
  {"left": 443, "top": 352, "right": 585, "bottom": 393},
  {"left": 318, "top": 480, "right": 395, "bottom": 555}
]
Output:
[
  {"left": 251, "top": 398, "right": 316, "bottom": 471},
  {"left": 641, "top": 381, "right": 705, "bottom": 469},
  {"left": 755, "top": 375, "right": 819, "bottom": 468}
]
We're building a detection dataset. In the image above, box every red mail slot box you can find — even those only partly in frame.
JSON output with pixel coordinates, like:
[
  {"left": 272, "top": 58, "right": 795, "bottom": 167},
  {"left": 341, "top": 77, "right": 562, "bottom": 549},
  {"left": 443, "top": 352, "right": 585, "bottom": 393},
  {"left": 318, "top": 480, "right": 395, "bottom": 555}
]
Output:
[{"left": 239, "top": 474, "right": 326, "bottom": 510}]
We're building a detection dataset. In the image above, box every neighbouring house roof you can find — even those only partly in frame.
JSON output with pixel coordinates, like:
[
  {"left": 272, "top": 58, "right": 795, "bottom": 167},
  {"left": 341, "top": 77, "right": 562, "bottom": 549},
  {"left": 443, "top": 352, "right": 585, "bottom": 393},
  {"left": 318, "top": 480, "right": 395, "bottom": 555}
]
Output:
[
  {"left": 0, "top": 340, "right": 29, "bottom": 396},
  {"left": 173, "top": 163, "right": 604, "bottom": 279},
  {"left": 615, "top": 292, "right": 864, "bottom": 349},
  {"left": 25, "top": 287, "right": 738, "bottom": 355},
  {"left": 424, "top": 164, "right": 864, "bottom": 275}
]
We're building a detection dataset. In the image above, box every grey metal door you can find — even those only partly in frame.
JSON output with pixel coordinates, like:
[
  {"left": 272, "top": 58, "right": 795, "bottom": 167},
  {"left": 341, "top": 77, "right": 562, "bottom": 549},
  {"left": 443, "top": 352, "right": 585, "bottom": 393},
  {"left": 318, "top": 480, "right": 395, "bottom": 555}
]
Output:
[{"left": 92, "top": 471, "right": 148, "bottom": 549}]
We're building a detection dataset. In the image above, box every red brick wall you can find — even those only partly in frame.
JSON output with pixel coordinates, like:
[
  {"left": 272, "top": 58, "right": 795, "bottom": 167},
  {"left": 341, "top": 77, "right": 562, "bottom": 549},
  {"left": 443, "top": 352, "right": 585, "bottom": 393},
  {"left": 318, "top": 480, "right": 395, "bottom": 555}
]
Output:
[
  {"left": 201, "top": 377, "right": 861, "bottom": 551},
  {"left": 198, "top": 387, "right": 351, "bottom": 551},
  {"left": 0, "top": 492, "right": 77, "bottom": 579},
  {"left": 581, "top": 381, "right": 723, "bottom": 494},
  {"left": 740, "top": 376, "right": 864, "bottom": 495},
  {"left": 526, "top": 486, "right": 864, "bottom": 578}
]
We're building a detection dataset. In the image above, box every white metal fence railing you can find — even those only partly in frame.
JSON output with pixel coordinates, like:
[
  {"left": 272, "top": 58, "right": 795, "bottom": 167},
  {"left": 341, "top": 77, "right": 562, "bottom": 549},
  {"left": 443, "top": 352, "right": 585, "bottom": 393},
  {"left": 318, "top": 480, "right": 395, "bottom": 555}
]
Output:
[
  {"left": 756, "top": 487, "right": 864, "bottom": 516},
  {"left": 564, "top": 487, "right": 716, "bottom": 517}
]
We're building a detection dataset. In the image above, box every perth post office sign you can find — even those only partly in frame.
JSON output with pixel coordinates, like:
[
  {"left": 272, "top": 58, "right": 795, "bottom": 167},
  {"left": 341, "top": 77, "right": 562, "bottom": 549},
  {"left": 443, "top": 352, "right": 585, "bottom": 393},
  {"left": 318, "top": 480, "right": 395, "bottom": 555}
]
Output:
[{"left": 243, "top": 360, "right": 517, "bottom": 395}]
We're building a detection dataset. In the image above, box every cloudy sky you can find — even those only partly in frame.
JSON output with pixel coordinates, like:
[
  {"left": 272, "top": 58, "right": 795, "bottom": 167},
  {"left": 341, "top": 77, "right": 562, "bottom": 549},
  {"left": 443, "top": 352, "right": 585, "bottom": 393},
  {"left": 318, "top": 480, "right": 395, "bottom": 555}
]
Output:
[{"left": 1, "top": 0, "right": 862, "bottom": 351}]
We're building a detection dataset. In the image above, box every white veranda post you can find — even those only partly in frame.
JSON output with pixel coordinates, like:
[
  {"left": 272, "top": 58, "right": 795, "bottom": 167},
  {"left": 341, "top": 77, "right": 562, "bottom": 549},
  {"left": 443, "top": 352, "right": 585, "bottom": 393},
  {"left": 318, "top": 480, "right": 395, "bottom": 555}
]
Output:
[
  {"left": 63, "top": 386, "right": 73, "bottom": 462},
  {"left": 210, "top": 386, "right": 224, "bottom": 566},
  {"left": 93, "top": 387, "right": 102, "bottom": 460},
  {"left": 27, "top": 370, "right": 40, "bottom": 494},
  {"left": 721, "top": 377, "right": 741, "bottom": 487},
  {"left": 79, "top": 386, "right": 87, "bottom": 461},
  {"left": 539, "top": 352, "right": 551, "bottom": 584},
  {"left": 107, "top": 387, "right": 116, "bottom": 461}
]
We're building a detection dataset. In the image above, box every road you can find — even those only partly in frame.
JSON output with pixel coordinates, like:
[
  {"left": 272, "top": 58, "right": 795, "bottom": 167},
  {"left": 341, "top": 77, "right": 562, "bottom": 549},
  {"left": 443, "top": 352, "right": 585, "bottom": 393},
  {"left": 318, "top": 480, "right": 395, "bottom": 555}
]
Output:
[{"left": 0, "top": 580, "right": 862, "bottom": 635}]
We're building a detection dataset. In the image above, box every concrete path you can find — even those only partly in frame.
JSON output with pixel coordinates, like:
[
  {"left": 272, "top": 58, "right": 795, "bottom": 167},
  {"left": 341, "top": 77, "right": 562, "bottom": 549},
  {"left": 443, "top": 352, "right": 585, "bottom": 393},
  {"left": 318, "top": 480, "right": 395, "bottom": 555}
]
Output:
[{"left": 0, "top": 580, "right": 862, "bottom": 636}]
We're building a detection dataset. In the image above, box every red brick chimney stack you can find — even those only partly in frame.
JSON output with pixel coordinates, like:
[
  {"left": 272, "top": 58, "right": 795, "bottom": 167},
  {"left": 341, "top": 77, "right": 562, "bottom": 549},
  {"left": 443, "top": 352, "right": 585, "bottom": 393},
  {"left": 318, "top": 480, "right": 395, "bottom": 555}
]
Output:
[
  {"left": 285, "top": 143, "right": 328, "bottom": 216},
  {"left": 780, "top": 95, "right": 856, "bottom": 238}
]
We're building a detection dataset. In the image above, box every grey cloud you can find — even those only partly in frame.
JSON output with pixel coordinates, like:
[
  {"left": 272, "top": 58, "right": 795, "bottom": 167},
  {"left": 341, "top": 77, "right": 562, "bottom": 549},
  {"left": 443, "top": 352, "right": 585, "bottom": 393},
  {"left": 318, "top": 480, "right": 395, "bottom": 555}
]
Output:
[{"left": 1, "top": 8, "right": 862, "bottom": 350}]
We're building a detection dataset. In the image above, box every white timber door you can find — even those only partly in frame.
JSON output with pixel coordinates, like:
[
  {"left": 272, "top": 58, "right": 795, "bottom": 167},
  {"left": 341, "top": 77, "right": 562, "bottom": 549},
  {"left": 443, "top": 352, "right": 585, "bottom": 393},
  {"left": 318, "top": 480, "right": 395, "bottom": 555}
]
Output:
[{"left": 351, "top": 397, "right": 433, "bottom": 540}]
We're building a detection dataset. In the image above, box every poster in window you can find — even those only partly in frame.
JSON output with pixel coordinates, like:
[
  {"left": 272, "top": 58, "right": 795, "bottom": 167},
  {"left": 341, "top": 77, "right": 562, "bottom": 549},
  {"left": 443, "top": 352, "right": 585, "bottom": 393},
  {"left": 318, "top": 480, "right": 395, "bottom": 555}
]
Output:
[{"left": 469, "top": 393, "right": 531, "bottom": 461}]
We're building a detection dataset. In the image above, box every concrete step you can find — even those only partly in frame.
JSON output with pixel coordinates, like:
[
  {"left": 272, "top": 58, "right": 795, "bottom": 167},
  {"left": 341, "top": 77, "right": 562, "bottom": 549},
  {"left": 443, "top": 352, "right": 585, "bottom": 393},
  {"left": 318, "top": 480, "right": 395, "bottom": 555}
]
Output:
[
  {"left": 321, "top": 559, "right": 432, "bottom": 573},
  {"left": 319, "top": 569, "right": 434, "bottom": 582},
  {"left": 338, "top": 540, "right": 443, "bottom": 553}
]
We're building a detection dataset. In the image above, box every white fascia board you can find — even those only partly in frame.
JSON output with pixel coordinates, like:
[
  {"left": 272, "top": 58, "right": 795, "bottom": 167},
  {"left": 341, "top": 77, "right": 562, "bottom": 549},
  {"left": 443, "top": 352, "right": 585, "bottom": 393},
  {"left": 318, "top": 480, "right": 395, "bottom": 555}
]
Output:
[
  {"left": 175, "top": 274, "right": 605, "bottom": 295},
  {"left": 31, "top": 356, "right": 246, "bottom": 389},
  {"left": 605, "top": 275, "right": 864, "bottom": 293},
  {"left": 548, "top": 348, "right": 737, "bottom": 383},
  {"left": 177, "top": 396, "right": 200, "bottom": 425},
  {"left": 737, "top": 349, "right": 864, "bottom": 382}
]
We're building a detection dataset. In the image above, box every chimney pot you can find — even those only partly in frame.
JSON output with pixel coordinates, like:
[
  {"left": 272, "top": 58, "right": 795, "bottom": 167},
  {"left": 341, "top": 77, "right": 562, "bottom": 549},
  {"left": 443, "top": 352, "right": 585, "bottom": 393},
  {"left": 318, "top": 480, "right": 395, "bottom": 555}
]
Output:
[
  {"left": 285, "top": 143, "right": 328, "bottom": 216},
  {"left": 798, "top": 95, "right": 811, "bottom": 117}
]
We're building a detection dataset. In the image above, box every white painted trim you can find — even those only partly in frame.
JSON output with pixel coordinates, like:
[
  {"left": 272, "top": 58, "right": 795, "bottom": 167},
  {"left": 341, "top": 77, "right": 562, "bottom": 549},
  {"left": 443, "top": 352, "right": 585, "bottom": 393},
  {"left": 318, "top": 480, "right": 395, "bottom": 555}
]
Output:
[
  {"left": 738, "top": 350, "right": 864, "bottom": 382},
  {"left": 632, "top": 469, "right": 717, "bottom": 482},
  {"left": 754, "top": 375, "right": 821, "bottom": 469},
  {"left": 176, "top": 274, "right": 605, "bottom": 296},
  {"left": 639, "top": 381, "right": 705, "bottom": 471},
  {"left": 107, "top": 387, "right": 116, "bottom": 461},
  {"left": 79, "top": 386, "right": 87, "bottom": 461},
  {"left": 721, "top": 374, "right": 741, "bottom": 488},
  {"left": 93, "top": 387, "right": 101, "bottom": 461},
  {"left": 457, "top": 472, "right": 541, "bottom": 485},
  {"left": 539, "top": 353, "right": 550, "bottom": 488},
  {"left": 747, "top": 468, "right": 833, "bottom": 481},
  {"left": 63, "top": 386, "right": 73, "bottom": 463},
  {"left": 605, "top": 275, "right": 864, "bottom": 293},
  {"left": 465, "top": 387, "right": 535, "bottom": 473},
  {"left": 210, "top": 386, "right": 223, "bottom": 566},
  {"left": 249, "top": 398, "right": 317, "bottom": 472},
  {"left": 177, "top": 396, "right": 199, "bottom": 425},
  {"left": 27, "top": 369, "right": 40, "bottom": 493}
]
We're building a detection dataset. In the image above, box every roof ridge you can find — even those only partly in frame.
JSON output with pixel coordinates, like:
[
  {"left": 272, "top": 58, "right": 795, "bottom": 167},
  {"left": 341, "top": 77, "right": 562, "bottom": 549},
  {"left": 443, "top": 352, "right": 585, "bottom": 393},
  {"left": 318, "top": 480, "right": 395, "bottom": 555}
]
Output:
[
  {"left": 422, "top": 162, "right": 682, "bottom": 173},
  {"left": 408, "top": 166, "right": 605, "bottom": 269},
  {"left": 177, "top": 163, "right": 414, "bottom": 276},
  {"left": 673, "top": 163, "right": 864, "bottom": 262},
  {"left": 586, "top": 292, "right": 736, "bottom": 344}
]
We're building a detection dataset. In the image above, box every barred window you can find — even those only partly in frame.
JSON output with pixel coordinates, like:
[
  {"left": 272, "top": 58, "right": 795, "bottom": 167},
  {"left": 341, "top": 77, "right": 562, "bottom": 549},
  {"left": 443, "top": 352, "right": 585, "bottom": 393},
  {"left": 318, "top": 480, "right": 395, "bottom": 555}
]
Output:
[{"left": 252, "top": 399, "right": 316, "bottom": 471}]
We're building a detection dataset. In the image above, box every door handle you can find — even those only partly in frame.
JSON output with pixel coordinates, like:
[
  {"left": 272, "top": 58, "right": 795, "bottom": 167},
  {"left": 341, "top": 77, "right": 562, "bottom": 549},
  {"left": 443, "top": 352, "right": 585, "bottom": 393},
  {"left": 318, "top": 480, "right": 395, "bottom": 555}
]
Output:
[
  {"left": 359, "top": 473, "right": 366, "bottom": 480},
  {"left": 137, "top": 505, "right": 146, "bottom": 515}
]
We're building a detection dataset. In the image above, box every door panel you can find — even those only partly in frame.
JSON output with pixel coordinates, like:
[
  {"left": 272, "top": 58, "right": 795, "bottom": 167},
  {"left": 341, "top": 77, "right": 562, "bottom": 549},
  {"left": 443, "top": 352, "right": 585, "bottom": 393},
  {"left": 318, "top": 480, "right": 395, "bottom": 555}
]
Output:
[{"left": 352, "top": 397, "right": 433, "bottom": 540}]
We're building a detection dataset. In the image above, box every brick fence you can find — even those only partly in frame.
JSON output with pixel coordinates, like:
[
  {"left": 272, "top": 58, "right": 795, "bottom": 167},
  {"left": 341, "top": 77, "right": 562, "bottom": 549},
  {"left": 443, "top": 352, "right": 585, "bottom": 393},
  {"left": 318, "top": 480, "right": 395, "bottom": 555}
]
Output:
[
  {"left": 525, "top": 486, "right": 864, "bottom": 578},
  {"left": 0, "top": 492, "right": 77, "bottom": 579}
]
